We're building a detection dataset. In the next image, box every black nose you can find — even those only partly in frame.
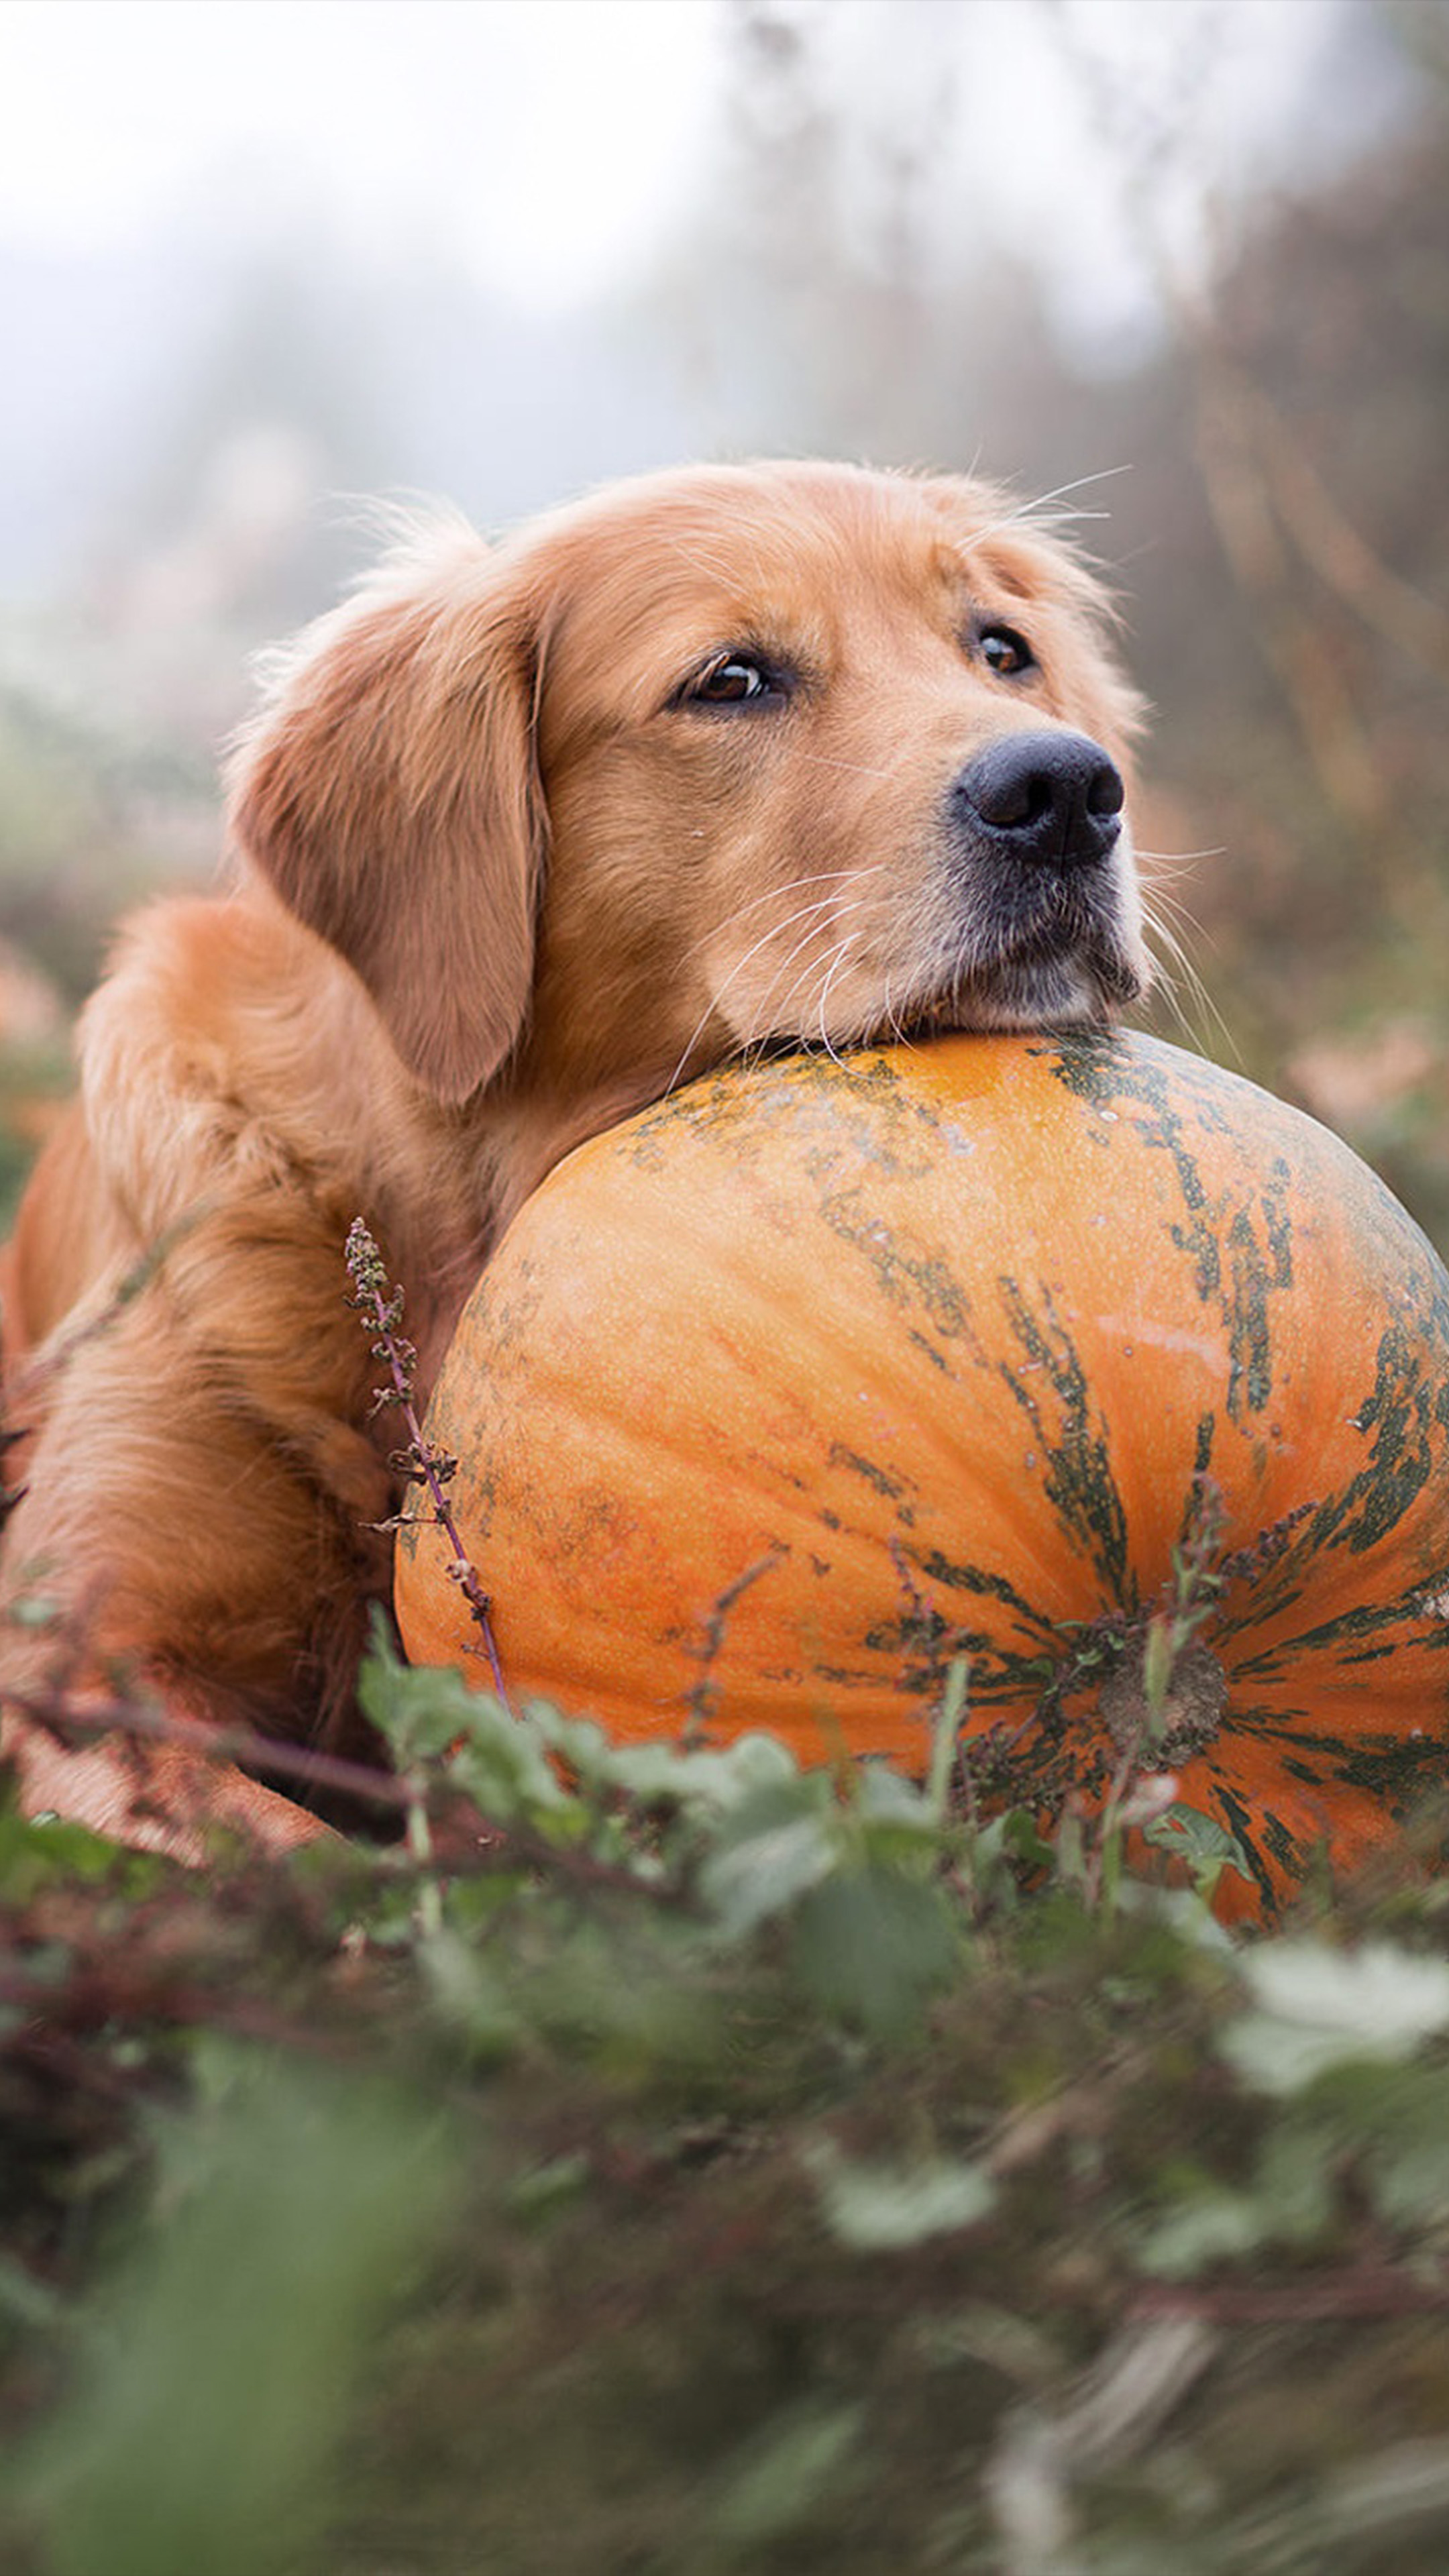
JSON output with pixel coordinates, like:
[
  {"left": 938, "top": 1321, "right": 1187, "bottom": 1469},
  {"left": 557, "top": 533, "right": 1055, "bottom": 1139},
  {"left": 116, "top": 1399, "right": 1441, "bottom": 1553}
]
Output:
[{"left": 954, "top": 731, "right": 1124, "bottom": 871}]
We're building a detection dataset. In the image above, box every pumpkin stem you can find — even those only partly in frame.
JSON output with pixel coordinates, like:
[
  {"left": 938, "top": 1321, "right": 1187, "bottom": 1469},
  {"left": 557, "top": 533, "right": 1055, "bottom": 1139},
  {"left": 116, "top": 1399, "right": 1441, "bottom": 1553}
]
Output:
[{"left": 1098, "top": 1635, "right": 1229, "bottom": 1769}]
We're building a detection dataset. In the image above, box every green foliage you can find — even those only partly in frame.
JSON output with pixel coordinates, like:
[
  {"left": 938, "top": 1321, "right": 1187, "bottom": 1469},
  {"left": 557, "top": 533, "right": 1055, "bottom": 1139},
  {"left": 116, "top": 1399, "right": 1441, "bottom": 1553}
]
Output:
[
  {"left": 21, "top": 2055, "right": 459, "bottom": 2576},
  {"left": 5, "top": 1643, "right": 1449, "bottom": 2572}
]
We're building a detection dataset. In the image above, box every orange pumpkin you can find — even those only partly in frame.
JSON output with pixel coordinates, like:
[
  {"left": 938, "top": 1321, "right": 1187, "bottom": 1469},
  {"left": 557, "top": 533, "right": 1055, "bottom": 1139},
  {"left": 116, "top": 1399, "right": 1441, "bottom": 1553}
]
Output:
[{"left": 395, "top": 1032, "right": 1449, "bottom": 1917}]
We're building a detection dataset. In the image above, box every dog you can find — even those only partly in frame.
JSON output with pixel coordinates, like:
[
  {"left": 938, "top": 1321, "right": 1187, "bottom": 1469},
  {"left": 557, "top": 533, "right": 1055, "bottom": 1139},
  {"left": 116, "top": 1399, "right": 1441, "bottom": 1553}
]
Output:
[{"left": 0, "top": 459, "right": 1147, "bottom": 1856}]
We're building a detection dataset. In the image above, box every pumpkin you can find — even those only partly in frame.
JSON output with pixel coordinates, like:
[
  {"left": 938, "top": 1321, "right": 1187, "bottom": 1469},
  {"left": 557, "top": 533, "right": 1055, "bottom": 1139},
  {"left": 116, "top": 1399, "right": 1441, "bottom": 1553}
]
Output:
[{"left": 394, "top": 1032, "right": 1449, "bottom": 1919}]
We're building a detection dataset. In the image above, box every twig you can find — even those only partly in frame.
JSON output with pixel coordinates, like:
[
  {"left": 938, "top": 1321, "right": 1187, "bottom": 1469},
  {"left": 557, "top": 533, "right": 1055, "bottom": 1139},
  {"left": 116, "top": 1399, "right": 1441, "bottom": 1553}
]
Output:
[
  {"left": 682, "top": 1544, "right": 786, "bottom": 1741},
  {"left": 343, "top": 1219, "right": 511, "bottom": 1707},
  {"left": 1132, "top": 2269, "right": 1449, "bottom": 2326},
  {"left": 1, "top": 1674, "right": 698, "bottom": 1908},
  {"left": 1, "top": 1675, "right": 419, "bottom": 1816}
]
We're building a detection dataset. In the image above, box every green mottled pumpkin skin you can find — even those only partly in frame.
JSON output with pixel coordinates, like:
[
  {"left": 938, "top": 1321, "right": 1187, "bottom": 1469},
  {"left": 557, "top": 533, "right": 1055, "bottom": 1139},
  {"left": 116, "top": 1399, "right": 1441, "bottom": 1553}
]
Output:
[{"left": 396, "top": 1032, "right": 1449, "bottom": 1918}]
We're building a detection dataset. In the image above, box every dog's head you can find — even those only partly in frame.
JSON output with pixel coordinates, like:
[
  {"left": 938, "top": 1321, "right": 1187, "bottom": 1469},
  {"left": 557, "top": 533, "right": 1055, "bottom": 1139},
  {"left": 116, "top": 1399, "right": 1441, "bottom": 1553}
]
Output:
[{"left": 228, "top": 460, "right": 1148, "bottom": 1112}]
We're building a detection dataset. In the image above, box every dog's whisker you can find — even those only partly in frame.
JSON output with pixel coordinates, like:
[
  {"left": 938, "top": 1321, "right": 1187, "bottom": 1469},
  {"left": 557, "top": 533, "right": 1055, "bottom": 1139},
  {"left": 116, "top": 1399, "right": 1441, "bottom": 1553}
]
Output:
[
  {"left": 1136, "top": 847, "right": 1227, "bottom": 885},
  {"left": 663, "top": 886, "right": 883, "bottom": 1096},
  {"left": 999, "top": 466, "right": 1134, "bottom": 529},
  {"left": 769, "top": 929, "right": 857, "bottom": 1057},
  {"left": 1139, "top": 879, "right": 1218, "bottom": 947},
  {"left": 752, "top": 900, "right": 879, "bottom": 1042},
  {"left": 1144, "top": 891, "right": 1214, "bottom": 944},
  {"left": 1139, "top": 898, "right": 1204, "bottom": 971},
  {"left": 814, "top": 932, "right": 867, "bottom": 1065},
  {"left": 879, "top": 975, "right": 918, "bottom": 1053},
  {"left": 721, "top": 865, "right": 886, "bottom": 930},
  {"left": 1140, "top": 899, "right": 1238, "bottom": 1062},
  {"left": 734, "top": 926, "right": 861, "bottom": 1072}
]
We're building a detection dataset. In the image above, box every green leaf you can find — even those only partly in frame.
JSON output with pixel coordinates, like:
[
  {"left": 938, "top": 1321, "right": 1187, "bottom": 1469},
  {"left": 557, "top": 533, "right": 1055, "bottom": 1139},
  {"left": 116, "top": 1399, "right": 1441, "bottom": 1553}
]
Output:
[
  {"left": 707, "top": 2402, "right": 866, "bottom": 2551},
  {"left": 1138, "top": 2121, "right": 1341, "bottom": 2279},
  {"left": 979, "top": 1808, "right": 1057, "bottom": 1874},
  {"left": 1330, "top": 2064, "right": 1449, "bottom": 2230},
  {"left": 0, "top": 1796, "right": 146, "bottom": 1893},
  {"left": 19, "top": 2053, "right": 460, "bottom": 2576},
  {"left": 1137, "top": 2188, "right": 1273, "bottom": 2279},
  {"left": 853, "top": 1760, "right": 938, "bottom": 1829},
  {"left": 1221, "top": 1941, "right": 1449, "bottom": 2096},
  {"left": 1141, "top": 1800, "right": 1253, "bottom": 1896},
  {"left": 527, "top": 1702, "right": 799, "bottom": 1814},
  {"left": 418, "top": 1930, "right": 524, "bottom": 2057},
  {"left": 806, "top": 2139, "right": 996, "bottom": 2251},
  {"left": 697, "top": 1789, "right": 839, "bottom": 1940},
  {"left": 358, "top": 1638, "right": 493, "bottom": 1762},
  {"left": 445, "top": 1708, "right": 579, "bottom": 1829},
  {"left": 505, "top": 2151, "right": 592, "bottom": 2224},
  {"left": 790, "top": 1863, "right": 959, "bottom": 2033}
]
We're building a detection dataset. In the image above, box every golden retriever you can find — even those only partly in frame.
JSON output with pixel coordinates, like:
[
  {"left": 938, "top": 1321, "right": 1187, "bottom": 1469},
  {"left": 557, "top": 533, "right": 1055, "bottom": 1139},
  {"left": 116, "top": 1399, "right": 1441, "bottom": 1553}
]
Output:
[{"left": 0, "top": 459, "right": 1146, "bottom": 1855}]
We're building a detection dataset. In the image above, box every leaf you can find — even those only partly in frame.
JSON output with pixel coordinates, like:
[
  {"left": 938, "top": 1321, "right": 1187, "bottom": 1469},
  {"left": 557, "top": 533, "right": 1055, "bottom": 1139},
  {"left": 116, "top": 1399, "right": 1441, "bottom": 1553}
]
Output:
[
  {"left": 505, "top": 2151, "right": 592, "bottom": 2224},
  {"left": 707, "top": 2402, "right": 866, "bottom": 2552},
  {"left": 19, "top": 2054, "right": 460, "bottom": 2576},
  {"left": 805, "top": 2139, "right": 996, "bottom": 2251},
  {"left": 1324, "top": 2063, "right": 1449, "bottom": 2231},
  {"left": 445, "top": 1709, "right": 579, "bottom": 1827},
  {"left": 790, "top": 1863, "right": 959, "bottom": 2034},
  {"left": 358, "top": 1639, "right": 498, "bottom": 1766},
  {"left": 698, "top": 1802, "right": 839, "bottom": 1940},
  {"left": 1141, "top": 1800, "right": 1253, "bottom": 1895},
  {"left": 0, "top": 1796, "right": 144, "bottom": 1893},
  {"left": 1221, "top": 1941, "right": 1449, "bottom": 2096},
  {"left": 419, "top": 1931, "right": 524, "bottom": 2057},
  {"left": 529, "top": 1707, "right": 800, "bottom": 1815},
  {"left": 853, "top": 1760, "right": 939, "bottom": 1830},
  {"left": 1138, "top": 2124, "right": 1338, "bottom": 2278},
  {"left": 1137, "top": 2188, "right": 1273, "bottom": 2279},
  {"left": 978, "top": 1808, "right": 1057, "bottom": 1874}
]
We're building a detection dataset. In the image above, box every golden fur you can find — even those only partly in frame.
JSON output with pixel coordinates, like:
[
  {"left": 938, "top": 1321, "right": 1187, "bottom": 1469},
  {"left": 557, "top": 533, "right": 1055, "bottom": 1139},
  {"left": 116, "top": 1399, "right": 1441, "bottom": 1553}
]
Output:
[{"left": 0, "top": 460, "right": 1147, "bottom": 1854}]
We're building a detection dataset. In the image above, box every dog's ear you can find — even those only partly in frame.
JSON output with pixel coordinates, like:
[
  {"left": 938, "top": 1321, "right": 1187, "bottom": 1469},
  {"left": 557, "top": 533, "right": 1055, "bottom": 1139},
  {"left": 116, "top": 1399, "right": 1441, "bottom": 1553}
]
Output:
[{"left": 227, "top": 531, "right": 545, "bottom": 1103}]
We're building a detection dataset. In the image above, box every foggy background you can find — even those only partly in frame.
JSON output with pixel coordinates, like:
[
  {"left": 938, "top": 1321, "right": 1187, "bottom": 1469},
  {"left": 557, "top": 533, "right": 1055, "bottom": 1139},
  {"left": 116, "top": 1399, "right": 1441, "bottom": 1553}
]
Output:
[{"left": 1, "top": 0, "right": 1446, "bottom": 1243}]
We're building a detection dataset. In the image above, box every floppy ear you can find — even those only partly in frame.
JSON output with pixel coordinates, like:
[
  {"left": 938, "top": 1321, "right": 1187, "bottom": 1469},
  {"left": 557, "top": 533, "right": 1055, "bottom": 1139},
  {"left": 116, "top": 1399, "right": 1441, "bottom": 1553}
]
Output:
[{"left": 226, "top": 531, "right": 545, "bottom": 1103}]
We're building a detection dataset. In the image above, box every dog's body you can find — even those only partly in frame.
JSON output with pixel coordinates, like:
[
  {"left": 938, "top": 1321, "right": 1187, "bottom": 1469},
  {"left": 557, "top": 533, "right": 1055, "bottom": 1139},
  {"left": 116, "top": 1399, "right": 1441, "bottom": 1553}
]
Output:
[{"left": 0, "top": 460, "right": 1147, "bottom": 1854}]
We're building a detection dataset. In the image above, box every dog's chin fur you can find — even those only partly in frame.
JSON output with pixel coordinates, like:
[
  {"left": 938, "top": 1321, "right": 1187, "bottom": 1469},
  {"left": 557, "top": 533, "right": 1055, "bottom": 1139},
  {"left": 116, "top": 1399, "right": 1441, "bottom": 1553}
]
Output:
[
  {"left": 965, "top": 930, "right": 1148, "bottom": 1032},
  {"left": 0, "top": 456, "right": 1149, "bottom": 1852},
  {"left": 909, "top": 966, "right": 1129, "bottom": 1040},
  {"left": 883, "top": 895, "right": 1148, "bottom": 1046}
]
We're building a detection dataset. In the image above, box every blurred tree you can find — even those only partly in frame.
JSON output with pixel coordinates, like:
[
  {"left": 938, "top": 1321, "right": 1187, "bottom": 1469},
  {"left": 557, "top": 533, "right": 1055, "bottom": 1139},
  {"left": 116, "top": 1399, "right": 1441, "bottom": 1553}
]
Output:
[
  {"left": 1, "top": 0, "right": 1445, "bottom": 1245},
  {"left": 667, "top": 0, "right": 1449, "bottom": 1247}
]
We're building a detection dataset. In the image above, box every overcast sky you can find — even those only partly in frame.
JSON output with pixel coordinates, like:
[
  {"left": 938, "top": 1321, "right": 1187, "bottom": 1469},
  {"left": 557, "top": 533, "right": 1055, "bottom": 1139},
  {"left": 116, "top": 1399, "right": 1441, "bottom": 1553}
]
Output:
[
  {"left": 0, "top": 1, "right": 1405, "bottom": 327},
  {"left": 0, "top": 0, "right": 1419, "bottom": 602},
  {"left": 1, "top": 1, "right": 720, "bottom": 306}
]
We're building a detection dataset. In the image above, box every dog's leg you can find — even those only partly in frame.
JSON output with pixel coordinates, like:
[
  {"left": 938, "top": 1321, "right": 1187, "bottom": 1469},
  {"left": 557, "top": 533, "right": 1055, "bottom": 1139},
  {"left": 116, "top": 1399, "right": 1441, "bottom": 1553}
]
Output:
[{"left": 0, "top": 1210, "right": 395, "bottom": 1859}]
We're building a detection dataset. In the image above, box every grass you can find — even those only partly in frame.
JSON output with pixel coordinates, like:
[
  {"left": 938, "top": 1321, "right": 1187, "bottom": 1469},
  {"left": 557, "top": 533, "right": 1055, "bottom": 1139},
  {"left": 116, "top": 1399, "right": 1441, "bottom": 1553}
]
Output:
[{"left": 3, "top": 1646, "right": 1449, "bottom": 2576}]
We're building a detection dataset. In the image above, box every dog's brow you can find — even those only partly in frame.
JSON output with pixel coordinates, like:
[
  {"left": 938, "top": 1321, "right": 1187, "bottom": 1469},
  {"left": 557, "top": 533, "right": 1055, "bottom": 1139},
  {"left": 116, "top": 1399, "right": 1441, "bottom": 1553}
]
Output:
[{"left": 657, "top": 530, "right": 776, "bottom": 595}]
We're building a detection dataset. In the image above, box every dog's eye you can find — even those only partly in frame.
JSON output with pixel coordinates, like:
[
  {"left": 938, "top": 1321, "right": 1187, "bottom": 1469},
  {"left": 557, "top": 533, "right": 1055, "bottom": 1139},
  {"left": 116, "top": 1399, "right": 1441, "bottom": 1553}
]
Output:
[
  {"left": 679, "top": 652, "right": 787, "bottom": 710},
  {"left": 977, "top": 625, "right": 1036, "bottom": 678}
]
